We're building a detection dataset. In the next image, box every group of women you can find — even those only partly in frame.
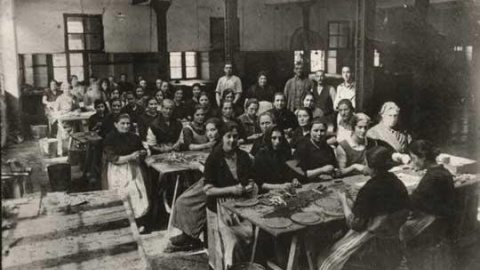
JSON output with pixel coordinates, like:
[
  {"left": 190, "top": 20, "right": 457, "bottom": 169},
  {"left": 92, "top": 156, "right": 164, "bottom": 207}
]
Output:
[{"left": 43, "top": 74, "right": 455, "bottom": 270}]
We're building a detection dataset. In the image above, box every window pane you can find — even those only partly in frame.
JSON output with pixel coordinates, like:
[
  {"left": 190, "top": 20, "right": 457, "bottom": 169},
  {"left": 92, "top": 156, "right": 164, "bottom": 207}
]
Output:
[
  {"left": 70, "top": 67, "right": 84, "bottom": 82},
  {"left": 25, "top": 67, "right": 34, "bottom": 85},
  {"left": 186, "top": 67, "right": 197, "bottom": 79},
  {"left": 169, "top": 52, "right": 182, "bottom": 67},
  {"left": 327, "top": 50, "right": 337, "bottom": 74},
  {"left": 85, "top": 34, "right": 103, "bottom": 50},
  {"left": 329, "top": 23, "right": 339, "bottom": 35},
  {"left": 328, "top": 50, "right": 337, "bottom": 57},
  {"left": 67, "top": 17, "right": 84, "bottom": 33},
  {"left": 33, "top": 66, "right": 48, "bottom": 87},
  {"left": 69, "top": 53, "right": 84, "bottom": 67},
  {"left": 310, "top": 50, "right": 325, "bottom": 72},
  {"left": 185, "top": 52, "right": 197, "bottom": 67},
  {"left": 374, "top": 49, "right": 380, "bottom": 67},
  {"left": 68, "top": 34, "right": 84, "bottom": 50},
  {"left": 340, "top": 23, "right": 349, "bottom": 35},
  {"left": 294, "top": 50, "right": 304, "bottom": 63},
  {"left": 53, "top": 54, "right": 67, "bottom": 67},
  {"left": 466, "top": 46, "right": 473, "bottom": 61},
  {"left": 24, "top": 54, "right": 33, "bottom": 67},
  {"left": 339, "top": 37, "right": 348, "bottom": 48},
  {"left": 329, "top": 36, "right": 338, "bottom": 48},
  {"left": 54, "top": 67, "right": 68, "bottom": 84},
  {"left": 32, "top": 54, "right": 47, "bottom": 66},
  {"left": 170, "top": 67, "right": 182, "bottom": 79},
  {"left": 85, "top": 17, "right": 102, "bottom": 33}
]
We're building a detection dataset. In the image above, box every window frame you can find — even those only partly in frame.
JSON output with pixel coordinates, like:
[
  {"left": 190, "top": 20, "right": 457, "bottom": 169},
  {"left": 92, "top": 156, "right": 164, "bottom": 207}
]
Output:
[
  {"left": 328, "top": 21, "right": 351, "bottom": 49},
  {"left": 169, "top": 51, "right": 200, "bottom": 80},
  {"left": 63, "top": 14, "right": 104, "bottom": 80}
]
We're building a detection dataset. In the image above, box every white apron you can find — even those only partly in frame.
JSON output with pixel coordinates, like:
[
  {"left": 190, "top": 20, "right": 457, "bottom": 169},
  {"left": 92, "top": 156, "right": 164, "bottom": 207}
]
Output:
[{"left": 107, "top": 160, "right": 149, "bottom": 218}]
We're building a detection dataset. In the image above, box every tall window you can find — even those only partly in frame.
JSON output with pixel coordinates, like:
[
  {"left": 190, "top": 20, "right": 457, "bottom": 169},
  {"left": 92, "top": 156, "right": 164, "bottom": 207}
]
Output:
[
  {"left": 293, "top": 50, "right": 325, "bottom": 72},
  {"left": 169, "top": 52, "right": 199, "bottom": 80},
  {"left": 64, "top": 14, "right": 104, "bottom": 79}
]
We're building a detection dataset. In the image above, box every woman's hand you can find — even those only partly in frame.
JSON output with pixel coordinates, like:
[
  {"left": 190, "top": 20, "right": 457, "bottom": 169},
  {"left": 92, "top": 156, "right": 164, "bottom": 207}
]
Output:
[
  {"left": 291, "top": 178, "right": 301, "bottom": 188},
  {"left": 172, "top": 142, "right": 181, "bottom": 152},
  {"left": 130, "top": 151, "right": 141, "bottom": 160},
  {"left": 321, "top": 165, "right": 335, "bottom": 174},
  {"left": 206, "top": 140, "right": 217, "bottom": 148},
  {"left": 336, "top": 191, "right": 347, "bottom": 204},
  {"left": 352, "top": 164, "right": 366, "bottom": 173},
  {"left": 232, "top": 184, "right": 245, "bottom": 196}
]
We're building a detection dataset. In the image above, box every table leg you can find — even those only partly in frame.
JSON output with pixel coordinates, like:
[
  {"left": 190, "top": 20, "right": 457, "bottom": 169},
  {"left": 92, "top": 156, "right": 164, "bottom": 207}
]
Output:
[
  {"left": 250, "top": 225, "right": 260, "bottom": 263},
  {"left": 166, "top": 174, "right": 181, "bottom": 236},
  {"left": 304, "top": 237, "right": 315, "bottom": 270},
  {"left": 286, "top": 235, "right": 300, "bottom": 270}
]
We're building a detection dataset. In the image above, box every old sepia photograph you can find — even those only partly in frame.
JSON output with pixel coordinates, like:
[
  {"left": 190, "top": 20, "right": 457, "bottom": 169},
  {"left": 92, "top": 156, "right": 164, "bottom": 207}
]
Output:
[{"left": 1, "top": 0, "right": 479, "bottom": 269}]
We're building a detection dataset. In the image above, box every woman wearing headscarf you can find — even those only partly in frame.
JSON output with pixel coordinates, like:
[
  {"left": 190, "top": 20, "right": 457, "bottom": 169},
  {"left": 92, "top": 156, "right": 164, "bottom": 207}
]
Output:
[
  {"left": 319, "top": 146, "right": 409, "bottom": 270},
  {"left": 167, "top": 118, "right": 223, "bottom": 252},
  {"left": 253, "top": 124, "right": 300, "bottom": 192},
  {"left": 368, "top": 101, "right": 412, "bottom": 163},
  {"left": 249, "top": 110, "right": 275, "bottom": 157},
  {"left": 400, "top": 140, "right": 455, "bottom": 270}
]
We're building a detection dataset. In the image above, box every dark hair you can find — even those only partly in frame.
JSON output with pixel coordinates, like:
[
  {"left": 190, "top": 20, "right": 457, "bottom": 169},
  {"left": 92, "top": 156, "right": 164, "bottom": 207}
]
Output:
[
  {"left": 366, "top": 146, "right": 394, "bottom": 171},
  {"left": 192, "top": 83, "right": 202, "bottom": 90},
  {"left": 407, "top": 140, "right": 440, "bottom": 163},
  {"left": 191, "top": 104, "right": 206, "bottom": 119},
  {"left": 70, "top": 75, "right": 78, "bottom": 81},
  {"left": 94, "top": 99, "right": 107, "bottom": 109},
  {"left": 221, "top": 100, "right": 233, "bottom": 110},
  {"left": 90, "top": 75, "right": 97, "bottom": 80},
  {"left": 310, "top": 117, "right": 328, "bottom": 129},
  {"left": 302, "top": 92, "right": 315, "bottom": 105},
  {"left": 221, "top": 88, "right": 235, "bottom": 100},
  {"left": 296, "top": 107, "right": 313, "bottom": 122},
  {"left": 220, "top": 121, "right": 239, "bottom": 138},
  {"left": 100, "top": 78, "right": 110, "bottom": 89},
  {"left": 205, "top": 117, "right": 222, "bottom": 129},
  {"left": 337, "top": 99, "right": 354, "bottom": 111},
  {"left": 244, "top": 98, "right": 259, "bottom": 110},
  {"left": 257, "top": 71, "right": 268, "bottom": 79},
  {"left": 154, "top": 89, "right": 164, "bottom": 100},
  {"left": 125, "top": 91, "right": 135, "bottom": 98},
  {"left": 146, "top": 96, "right": 157, "bottom": 105},
  {"left": 115, "top": 113, "right": 131, "bottom": 123},
  {"left": 110, "top": 98, "right": 122, "bottom": 106}
]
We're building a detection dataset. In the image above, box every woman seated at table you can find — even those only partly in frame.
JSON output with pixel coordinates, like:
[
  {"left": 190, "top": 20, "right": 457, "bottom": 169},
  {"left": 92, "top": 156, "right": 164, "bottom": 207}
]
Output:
[
  {"left": 290, "top": 107, "right": 312, "bottom": 149},
  {"left": 135, "top": 86, "right": 149, "bottom": 108},
  {"left": 146, "top": 99, "right": 183, "bottom": 154},
  {"left": 185, "top": 83, "right": 202, "bottom": 118},
  {"left": 172, "top": 88, "right": 189, "bottom": 121},
  {"left": 137, "top": 97, "right": 159, "bottom": 141},
  {"left": 194, "top": 92, "right": 213, "bottom": 119},
  {"left": 103, "top": 113, "right": 151, "bottom": 233},
  {"left": 53, "top": 82, "right": 79, "bottom": 114},
  {"left": 296, "top": 93, "right": 324, "bottom": 119},
  {"left": 154, "top": 89, "right": 164, "bottom": 112},
  {"left": 254, "top": 124, "right": 300, "bottom": 192},
  {"left": 203, "top": 121, "right": 257, "bottom": 268},
  {"left": 250, "top": 110, "right": 275, "bottom": 157},
  {"left": 237, "top": 98, "right": 262, "bottom": 143},
  {"left": 336, "top": 113, "right": 382, "bottom": 176},
  {"left": 181, "top": 105, "right": 217, "bottom": 151},
  {"left": 220, "top": 100, "right": 246, "bottom": 143},
  {"left": 294, "top": 117, "right": 337, "bottom": 182},
  {"left": 222, "top": 88, "right": 243, "bottom": 117},
  {"left": 400, "top": 140, "right": 455, "bottom": 270},
  {"left": 368, "top": 101, "right": 412, "bottom": 163},
  {"left": 335, "top": 99, "right": 355, "bottom": 143},
  {"left": 99, "top": 98, "right": 123, "bottom": 138},
  {"left": 167, "top": 118, "right": 223, "bottom": 252},
  {"left": 84, "top": 100, "right": 109, "bottom": 184},
  {"left": 319, "top": 146, "right": 409, "bottom": 270}
]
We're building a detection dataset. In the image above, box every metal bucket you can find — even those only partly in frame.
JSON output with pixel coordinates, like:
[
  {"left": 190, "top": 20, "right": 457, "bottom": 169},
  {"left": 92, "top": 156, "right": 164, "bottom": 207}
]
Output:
[
  {"left": 47, "top": 163, "right": 71, "bottom": 192},
  {"left": 229, "top": 262, "right": 265, "bottom": 270}
]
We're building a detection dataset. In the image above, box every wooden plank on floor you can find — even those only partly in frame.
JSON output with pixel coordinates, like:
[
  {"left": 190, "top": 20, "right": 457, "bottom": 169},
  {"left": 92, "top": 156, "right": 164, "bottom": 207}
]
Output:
[{"left": 2, "top": 227, "right": 141, "bottom": 270}]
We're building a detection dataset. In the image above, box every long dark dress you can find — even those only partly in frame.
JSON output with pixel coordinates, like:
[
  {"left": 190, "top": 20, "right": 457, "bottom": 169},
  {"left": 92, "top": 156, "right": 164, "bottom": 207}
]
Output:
[
  {"left": 245, "top": 84, "right": 275, "bottom": 102},
  {"left": 320, "top": 172, "right": 409, "bottom": 270},
  {"left": 269, "top": 108, "right": 298, "bottom": 131},
  {"left": 293, "top": 138, "right": 337, "bottom": 182},
  {"left": 253, "top": 125, "right": 293, "bottom": 191},
  {"left": 401, "top": 165, "right": 455, "bottom": 270},
  {"left": 85, "top": 113, "right": 106, "bottom": 181},
  {"left": 289, "top": 127, "right": 310, "bottom": 149},
  {"left": 121, "top": 104, "right": 145, "bottom": 125},
  {"left": 148, "top": 114, "right": 183, "bottom": 154}
]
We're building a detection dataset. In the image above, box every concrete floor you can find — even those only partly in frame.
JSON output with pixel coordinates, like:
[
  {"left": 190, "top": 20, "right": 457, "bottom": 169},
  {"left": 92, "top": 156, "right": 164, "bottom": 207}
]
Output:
[{"left": 2, "top": 104, "right": 479, "bottom": 269}]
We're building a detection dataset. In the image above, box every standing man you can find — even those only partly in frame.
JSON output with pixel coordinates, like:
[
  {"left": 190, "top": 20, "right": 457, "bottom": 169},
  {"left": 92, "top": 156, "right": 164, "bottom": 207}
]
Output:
[
  {"left": 284, "top": 61, "right": 313, "bottom": 112},
  {"left": 215, "top": 62, "right": 242, "bottom": 107},
  {"left": 312, "top": 70, "right": 336, "bottom": 117},
  {"left": 334, "top": 66, "right": 356, "bottom": 110}
]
